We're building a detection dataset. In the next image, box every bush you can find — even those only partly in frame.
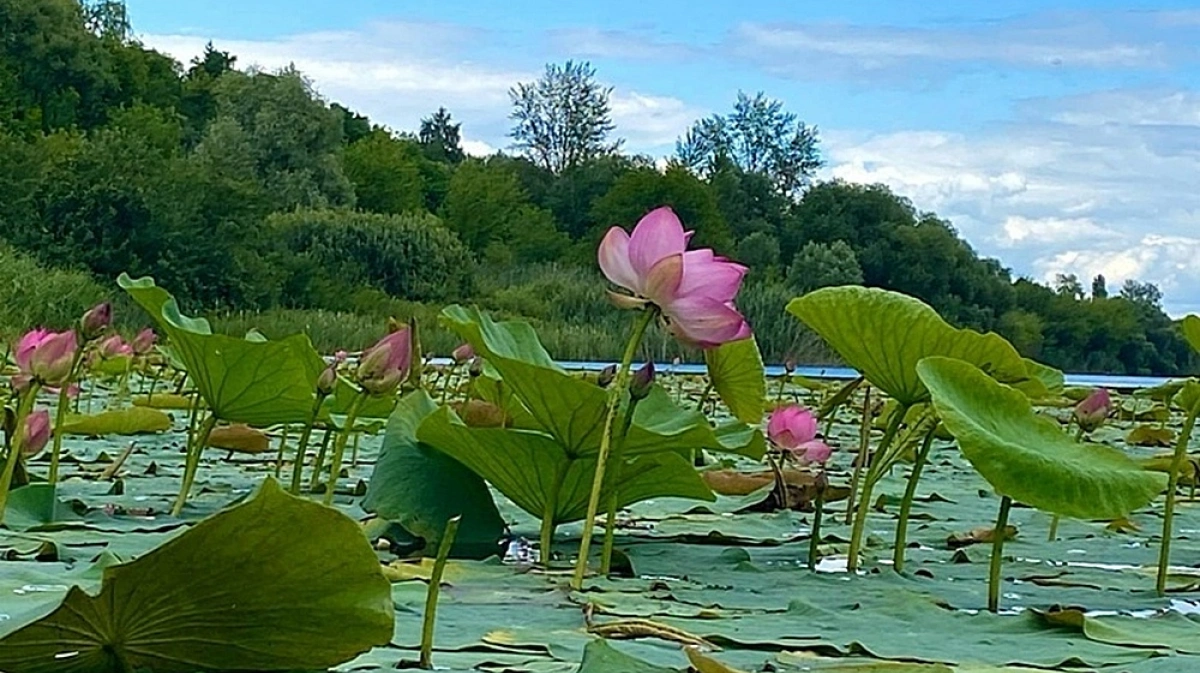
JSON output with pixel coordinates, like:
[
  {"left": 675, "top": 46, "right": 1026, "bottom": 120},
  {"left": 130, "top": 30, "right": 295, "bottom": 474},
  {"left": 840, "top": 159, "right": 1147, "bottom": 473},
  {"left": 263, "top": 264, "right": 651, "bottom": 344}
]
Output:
[
  {"left": 271, "top": 209, "right": 474, "bottom": 308},
  {"left": 0, "top": 243, "right": 110, "bottom": 337}
]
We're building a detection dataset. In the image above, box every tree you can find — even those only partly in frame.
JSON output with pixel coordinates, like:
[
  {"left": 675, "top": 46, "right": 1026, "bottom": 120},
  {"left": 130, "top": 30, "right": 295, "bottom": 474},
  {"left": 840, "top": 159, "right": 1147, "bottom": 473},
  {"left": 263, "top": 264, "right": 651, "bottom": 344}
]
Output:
[
  {"left": 788, "top": 241, "right": 863, "bottom": 294},
  {"left": 1054, "top": 273, "right": 1084, "bottom": 300},
  {"left": 736, "top": 232, "right": 781, "bottom": 280},
  {"left": 343, "top": 130, "right": 426, "bottom": 215},
  {"left": 677, "top": 91, "right": 821, "bottom": 198},
  {"left": 419, "top": 107, "right": 465, "bottom": 164},
  {"left": 1091, "top": 274, "right": 1108, "bottom": 299},
  {"left": 1120, "top": 279, "right": 1164, "bottom": 309},
  {"left": 509, "top": 61, "right": 619, "bottom": 173}
]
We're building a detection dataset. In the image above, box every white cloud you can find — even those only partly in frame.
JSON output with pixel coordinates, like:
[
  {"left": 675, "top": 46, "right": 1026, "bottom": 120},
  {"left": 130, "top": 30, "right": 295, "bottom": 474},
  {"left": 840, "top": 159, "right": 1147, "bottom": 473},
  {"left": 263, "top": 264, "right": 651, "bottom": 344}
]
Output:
[
  {"left": 610, "top": 91, "right": 705, "bottom": 150},
  {"left": 822, "top": 89, "right": 1200, "bottom": 315}
]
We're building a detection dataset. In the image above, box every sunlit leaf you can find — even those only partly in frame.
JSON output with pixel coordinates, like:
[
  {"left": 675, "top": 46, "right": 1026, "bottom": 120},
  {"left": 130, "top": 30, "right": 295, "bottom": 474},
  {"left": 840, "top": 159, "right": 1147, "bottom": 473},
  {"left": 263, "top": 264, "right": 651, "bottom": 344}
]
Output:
[
  {"left": 704, "top": 336, "right": 766, "bottom": 424},
  {"left": 1180, "top": 315, "right": 1200, "bottom": 354},
  {"left": 59, "top": 408, "right": 173, "bottom": 436}
]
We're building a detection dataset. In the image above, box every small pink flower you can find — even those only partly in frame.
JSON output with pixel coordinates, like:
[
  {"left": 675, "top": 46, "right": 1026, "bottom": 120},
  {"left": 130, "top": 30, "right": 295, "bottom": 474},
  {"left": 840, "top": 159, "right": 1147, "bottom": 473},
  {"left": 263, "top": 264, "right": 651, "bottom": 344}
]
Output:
[
  {"left": 451, "top": 343, "right": 475, "bottom": 364},
  {"left": 80, "top": 302, "right": 112, "bottom": 339},
  {"left": 14, "top": 329, "right": 77, "bottom": 388},
  {"left": 21, "top": 409, "right": 51, "bottom": 457},
  {"left": 98, "top": 335, "right": 133, "bottom": 359},
  {"left": 356, "top": 329, "right": 412, "bottom": 395},
  {"left": 317, "top": 351, "right": 346, "bottom": 396},
  {"left": 1074, "top": 388, "right": 1111, "bottom": 433},
  {"left": 599, "top": 207, "right": 751, "bottom": 348},
  {"left": 768, "top": 404, "right": 832, "bottom": 465},
  {"left": 131, "top": 328, "right": 157, "bottom": 355}
]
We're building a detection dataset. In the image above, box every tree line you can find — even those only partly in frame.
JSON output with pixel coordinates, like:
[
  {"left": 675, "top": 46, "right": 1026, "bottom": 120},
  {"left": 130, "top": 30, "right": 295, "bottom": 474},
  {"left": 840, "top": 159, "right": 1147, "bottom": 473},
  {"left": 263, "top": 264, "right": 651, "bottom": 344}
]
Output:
[{"left": 0, "top": 0, "right": 1191, "bottom": 374}]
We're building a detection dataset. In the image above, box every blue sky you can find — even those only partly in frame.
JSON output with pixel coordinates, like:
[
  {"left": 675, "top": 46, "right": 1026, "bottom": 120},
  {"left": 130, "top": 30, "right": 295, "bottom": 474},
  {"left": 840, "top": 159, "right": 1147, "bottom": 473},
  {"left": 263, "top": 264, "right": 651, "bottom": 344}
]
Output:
[{"left": 129, "top": 1, "right": 1200, "bottom": 315}]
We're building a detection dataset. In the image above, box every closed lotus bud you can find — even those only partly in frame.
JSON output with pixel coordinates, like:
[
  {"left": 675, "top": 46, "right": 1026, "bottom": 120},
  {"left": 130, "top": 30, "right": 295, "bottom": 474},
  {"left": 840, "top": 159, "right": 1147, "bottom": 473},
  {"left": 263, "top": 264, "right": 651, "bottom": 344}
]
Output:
[
  {"left": 131, "top": 328, "right": 157, "bottom": 355},
  {"left": 98, "top": 335, "right": 133, "bottom": 359},
  {"left": 468, "top": 357, "right": 484, "bottom": 378},
  {"left": 1074, "top": 388, "right": 1111, "bottom": 433},
  {"left": 21, "top": 409, "right": 51, "bottom": 457},
  {"left": 597, "top": 364, "right": 617, "bottom": 388},
  {"left": 15, "top": 329, "right": 78, "bottom": 388},
  {"left": 79, "top": 302, "right": 112, "bottom": 340},
  {"left": 630, "top": 362, "right": 655, "bottom": 400},
  {"left": 356, "top": 328, "right": 412, "bottom": 396},
  {"left": 452, "top": 343, "right": 475, "bottom": 364},
  {"left": 317, "top": 364, "right": 338, "bottom": 396}
]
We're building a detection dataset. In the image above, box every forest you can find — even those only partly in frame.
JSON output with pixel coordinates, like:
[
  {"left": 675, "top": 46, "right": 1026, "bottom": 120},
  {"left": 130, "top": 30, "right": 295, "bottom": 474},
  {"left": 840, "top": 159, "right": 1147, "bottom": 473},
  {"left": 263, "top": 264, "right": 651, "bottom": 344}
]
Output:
[{"left": 0, "top": 0, "right": 1192, "bottom": 375}]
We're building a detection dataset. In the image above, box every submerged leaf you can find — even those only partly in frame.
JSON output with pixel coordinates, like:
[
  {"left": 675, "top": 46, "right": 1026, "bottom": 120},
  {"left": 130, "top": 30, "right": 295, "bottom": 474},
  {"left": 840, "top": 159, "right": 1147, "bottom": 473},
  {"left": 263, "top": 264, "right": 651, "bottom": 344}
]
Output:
[
  {"left": 0, "top": 478, "right": 394, "bottom": 672},
  {"left": 917, "top": 357, "right": 1166, "bottom": 519}
]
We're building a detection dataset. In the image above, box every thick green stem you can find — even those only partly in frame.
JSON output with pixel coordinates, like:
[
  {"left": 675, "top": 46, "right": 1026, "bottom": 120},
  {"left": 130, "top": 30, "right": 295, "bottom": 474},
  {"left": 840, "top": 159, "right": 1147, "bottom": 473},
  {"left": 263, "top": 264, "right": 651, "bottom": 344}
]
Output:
[
  {"left": 539, "top": 460, "right": 570, "bottom": 565},
  {"left": 571, "top": 309, "right": 655, "bottom": 590},
  {"left": 171, "top": 414, "right": 217, "bottom": 517},
  {"left": 988, "top": 495, "right": 1013, "bottom": 613},
  {"left": 0, "top": 385, "right": 39, "bottom": 526},
  {"left": 323, "top": 392, "right": 367, "bottom": 506},
  {"left": 599, "top": 398, "right": 643, "bottom": 575},
  {"left": 289, "top": 394, "right": 327, "bottom": 495},
  {"left": 350, "top": 430, "right": 362, "bottom": 467},
  {"left": 273, "top": 425, "right": 290, "bottom": 478},
  {"left": 845, "top": 386, "right": 872, "bottom": 524},
  {"left": 893, "top": 426, "right": 937, "bottom": 572},
  {"left": 48, "top": 348, "right": 86, "bottom": 485},
  {"left": 695, "top": 382, "right": 714, "bottom": 412},
  {"left": 419, "top": 515, "right": 461, "bottom": 670},
  {"left": 1157, "top": 405, "right": 1199, "bottom": 596},
  {"left": 847, "top": 402, "right": 910, "bottom": 572},
  {"left": 308, "top": 427, "right": 334, "bottom": 491},
  {"left": 808, "top": 482, "right": 825, "bottom": 571}
]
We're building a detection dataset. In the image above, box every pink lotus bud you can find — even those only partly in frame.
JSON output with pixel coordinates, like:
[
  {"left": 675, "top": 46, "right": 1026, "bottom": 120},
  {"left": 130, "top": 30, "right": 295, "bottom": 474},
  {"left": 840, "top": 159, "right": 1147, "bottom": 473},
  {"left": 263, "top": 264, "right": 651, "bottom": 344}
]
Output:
[
  {"left": 597, "top": 364, "right": 617, "bottom": 388},
  {"left": 15, "top": 330, "right": 78, "bottom": 387},
  {"left": 317, "top": 362, "right": 339, "bottom": 396},
  {"left": 630, "top": 362, "right": 655, "bottom": 400},
  {"left": 131, "top": 328, "right": 157, "bottom": 355},
  {"left": 355, "top": 328, "right": 412, "bottom": 396},
  {"left": 79, "top": 302, "right": 112, "bottom": 340},
  {"left": 767, "top": 404, "right": 832, "bottom": 465},
  {"left": 599, "top": 206, "right": 751, "bottom": 348},
  {"left": 98, "top": 335, "right": 133, "bottom": 359},
  {"left": 452, "top": 343, "right": 475, "bottom": 364},
  {"left": 20, "top": 409, "right": 51, "bottom": 456},
  {"left": 1074, "top": 388, "right": 1111, "bottom": 433}
]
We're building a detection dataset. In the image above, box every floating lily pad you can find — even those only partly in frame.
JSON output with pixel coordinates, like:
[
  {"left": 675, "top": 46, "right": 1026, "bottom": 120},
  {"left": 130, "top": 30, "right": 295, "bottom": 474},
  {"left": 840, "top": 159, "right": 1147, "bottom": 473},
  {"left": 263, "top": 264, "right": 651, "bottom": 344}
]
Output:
[{"left": 59, "top": 408, "right": 173, "bottom": 436}]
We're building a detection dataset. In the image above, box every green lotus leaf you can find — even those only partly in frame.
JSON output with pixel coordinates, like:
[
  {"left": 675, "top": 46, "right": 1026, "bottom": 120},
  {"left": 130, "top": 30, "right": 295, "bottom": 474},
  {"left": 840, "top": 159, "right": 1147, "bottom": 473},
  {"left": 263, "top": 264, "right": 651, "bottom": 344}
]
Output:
[
  {"left": 1018, "top": 358, "right": 1065, "bottom": 398},
  {"left": 417, "top": 406, "right": 714, "bottom": 524},
  {"left": 59, "top": 408, "right": 173, "bottom": 436},
  {"left": 0, "top": 478, "right": 393, "bottom": 673},
  {"left": 704, "top": 336, "right": 766, "bottom": 424},
  {"left": 1180, "top": 315, "right": 1200, "bottom": 354},
  {"left": 363, "top": 391, "right": 505, "bottom": 558},
  {"left": 916, "top": 356, "right": 1165, "bottom": 519},
  {"left": 787, "top": 286, "right": 1041, "bottom": 405}
]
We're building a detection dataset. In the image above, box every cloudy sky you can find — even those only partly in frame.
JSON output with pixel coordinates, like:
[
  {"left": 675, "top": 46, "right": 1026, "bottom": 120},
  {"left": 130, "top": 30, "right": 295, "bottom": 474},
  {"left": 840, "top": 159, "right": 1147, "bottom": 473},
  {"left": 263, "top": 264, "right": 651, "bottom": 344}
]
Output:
[{"left": 126, "top": 0, "right": 1200, "bottom": 315}]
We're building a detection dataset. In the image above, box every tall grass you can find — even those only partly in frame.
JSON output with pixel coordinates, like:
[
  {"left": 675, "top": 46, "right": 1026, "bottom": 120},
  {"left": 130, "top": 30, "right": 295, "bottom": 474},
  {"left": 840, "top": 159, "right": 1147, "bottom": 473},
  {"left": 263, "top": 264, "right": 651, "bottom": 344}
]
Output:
[{"left": 0, "top": 244, "right": 108, "bottom": 338}]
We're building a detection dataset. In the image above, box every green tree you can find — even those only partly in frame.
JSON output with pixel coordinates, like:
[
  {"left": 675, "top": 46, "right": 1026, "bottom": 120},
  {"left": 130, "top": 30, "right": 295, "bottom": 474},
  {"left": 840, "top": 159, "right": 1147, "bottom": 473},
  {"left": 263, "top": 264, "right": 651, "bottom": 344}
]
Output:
[
  {"left": 591, "top": 165, "right": 733, "bottom": 253},
  {"left": 736, "top": 232, "right": 780, "bottom": 280},
  {"left": 442, "top": 158, "right": 568, "bottom": 263},
  {"left": 418, "top": 107, "right": 465, "bottom": 164},
  {"left": 1091, "top": 274, "right": 1108, "bottom": 299},
  {"left": 509, "top": 61, "right": 619, "bottom": 173},
  {"left": 343, "top": 130, "right": 426, "bottom": 215},
  {"left": 788, "top": 240, "right": 863, "bottom": 294}
]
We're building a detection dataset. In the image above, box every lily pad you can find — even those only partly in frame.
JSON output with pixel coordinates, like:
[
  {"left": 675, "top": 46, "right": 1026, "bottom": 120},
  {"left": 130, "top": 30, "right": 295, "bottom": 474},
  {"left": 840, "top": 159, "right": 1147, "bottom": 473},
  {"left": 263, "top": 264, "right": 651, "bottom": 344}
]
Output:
[
  {"left": 59, "top": 408, "right": 173, "bottom": 436},
  {"left": 0, "top": 478, "right": 394, "bottom": 672},
  {"left": 132, "top": 393, "right": 196, "bottom": 410},
  {"left": 916, "top": 356, "right": 1165, "bottom": 519},
  {"left": 208, "top": 424, "right": 271, "bottom": 453},
  {"left": 787, "top": 287, "right": 1040, "bottom": 405}
]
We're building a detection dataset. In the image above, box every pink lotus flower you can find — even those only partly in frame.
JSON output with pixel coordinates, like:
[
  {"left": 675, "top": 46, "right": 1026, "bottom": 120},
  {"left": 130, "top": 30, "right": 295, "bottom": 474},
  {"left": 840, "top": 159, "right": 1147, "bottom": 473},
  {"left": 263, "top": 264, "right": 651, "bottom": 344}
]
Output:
[
  {"left": 131, "top": 328, "right": 157, "bottom": 355},
  {"left": 1074, "top": 388, "right": 1111, "bottom": 433},
  {"left": 451, "top": 343, "right": 475, "bottom": 364},
  {"left": 20, "top": 409, "right": 51, "bottom": 457},
  {"left": 599, "top": 207, "right": 750, "bottom": 348},
  {"left": 14, "top": 329, "right": 77, "bottom": 389},
  {"left": 767, "top": 405, "right": 832, "bottom": 465},
  {"left": 356, "top": 328, "right": 412, "bottom": 395},
  {"left": 98, "top": 335, "right": 133, "bottom": 359}
]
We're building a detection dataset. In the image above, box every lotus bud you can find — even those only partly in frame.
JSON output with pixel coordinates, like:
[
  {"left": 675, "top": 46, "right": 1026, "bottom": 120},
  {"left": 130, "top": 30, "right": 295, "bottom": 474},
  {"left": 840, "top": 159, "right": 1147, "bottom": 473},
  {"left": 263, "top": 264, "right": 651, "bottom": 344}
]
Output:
[
  {"left": 386, "top": 316, "right": 405, "bottom": 334},
  {"left": 1074, "top": 388, "right": 1112, "bottom": 433},
  {"left": 316, "top": 355, "right": 341, "bottom": 396},
  {"left": 79, "top": 302, "right": 112, "bottom": 340},
  {"left": 597, "top": 364, "right": 617, "bottom": 388},
  {"left": 356, "top": 328, "right": 412, "bottom": 396},
  {"left": 15, "top": 329, "right": 78, "bottom": 387},
  {"left": 630, "top": 362, "right": 655, "bottom": 401},
  {"left": 452, "top": 343, "right": 475, "bottom": 364},
  {"left": 98, "top": 335, "right": 132, "bottom": 359},
  {"left": 131, "top": 328, "right": 157, "bottom": 355},
  {"left": 468, "top": 357, "right": 484, "bottom": 378},
  {"left": 767, "top": 404, "right": 832, "bottom": 465},
  {"left": 20, "top": 409, "right": 51, "bottom": 456},
  {"left": 784, "top": 358, "right": 797, "bottom": 375}
]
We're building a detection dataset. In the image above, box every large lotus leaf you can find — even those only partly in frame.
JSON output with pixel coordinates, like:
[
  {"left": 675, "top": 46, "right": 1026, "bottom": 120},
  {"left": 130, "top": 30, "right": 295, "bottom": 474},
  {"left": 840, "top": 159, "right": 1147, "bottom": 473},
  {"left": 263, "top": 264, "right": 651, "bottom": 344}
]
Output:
[
  {"left": 916, "top": 356, "right": 1165, "bottom": 519},
  {"left": 320, "top": 375, "right": 398, "bottom": 422},
  {"left": 787, "top": 286, "right": 1041, "bottom": 405},
  {"left": 440, "top": 305, "right": 761, "bottom": 458},
  {"left": 1018, "top": 358, "right": 1064, "bottom": 398},
  {"left": 577, "top": 640, "right": 677, "bottom": 673},
  {"left": 417, "top": 407, "right": 714, "bottom": 524},
  {"left": 59, "top": 407, "right": 173, "bottom": 436},
  {"left": 118, "top": 273, "right": 211, "bottom": 335},
  {"left": 1181, "top": 315, "right": 1200, "bottom": 353},
  {"left": 704, "top": 336, "right": 766, "bottom": 424},
  {"left": 0, "top": 478, "right": 394, "bottom": 673},
  {"left": 363, "top": 391, "right": 505, "bottom": 558}
]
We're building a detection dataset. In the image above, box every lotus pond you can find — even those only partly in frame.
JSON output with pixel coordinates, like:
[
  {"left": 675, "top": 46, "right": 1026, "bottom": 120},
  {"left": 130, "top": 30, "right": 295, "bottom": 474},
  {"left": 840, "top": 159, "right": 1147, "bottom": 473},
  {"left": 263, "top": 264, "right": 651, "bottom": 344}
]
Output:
[{"left": 3, "top": 210, "right": 1200, "bottom": 673}]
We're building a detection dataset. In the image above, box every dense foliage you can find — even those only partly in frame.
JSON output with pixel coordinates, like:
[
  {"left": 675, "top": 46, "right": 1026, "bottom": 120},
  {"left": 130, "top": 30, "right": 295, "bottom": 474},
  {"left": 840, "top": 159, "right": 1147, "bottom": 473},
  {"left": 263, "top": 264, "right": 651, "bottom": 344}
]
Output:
[{"left": 0, "top": 0, "right": 1191, "bottom": 374}]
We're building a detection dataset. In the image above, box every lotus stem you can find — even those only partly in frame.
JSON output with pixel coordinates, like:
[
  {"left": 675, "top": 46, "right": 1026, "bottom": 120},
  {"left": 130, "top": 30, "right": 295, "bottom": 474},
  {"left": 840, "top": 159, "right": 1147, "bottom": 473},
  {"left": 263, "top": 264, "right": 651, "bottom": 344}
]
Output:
[
  {"left": 539, "top": 460, "right": 570, "bottom": 565},
  {"left": 0, "top": 385, "right": 39, "bottom": 526},
  {"left": 600, "top": 397, "right": 644, "bottom": 576},
  {"left": 48, "top": 347, "right": 87, "bottom": 484},
  {"left": 1047, "top": 515, "right": 1060, "bottom": 542},
  {"left": 893, "top": 425, "right": 937, "bottom": 572},
  {"left": 847, "top": 402, "right": 909, "bottom": 572},
  {"left": 289, "top": 394, "right": 328, "bottom": 495},
  {"left": 323, "top": 392, "right": 367, "bottom": 506},
  {"left": 845, "top": 386, "right": 872, "bottom": 524},
  {"left": 171, "top": 413, "right": 217, "bottom": 517},
  {"left": 1157, "top": 403, "right": 1199, "bottom": 596},
  {"left": 273, "top": 425, "right": 290, "bottom": 478},
  {"left": 572, "top": 308, "right": 655, "bottom": 590},
  {"left": 695, "top": 381, "right": 714, "bottom": 413},
  {"left": 988, "top": 495, "right": 1013, "bottom": 613},
  {"left": 419, "top": 515, "right": 462, "bottom": 669},
  {"left": 351, "top": 430, "right": 362, "bottom": 467},
  {"left": 808, "top": 476, "right": 826, "bottom": 571},
  {"left": 308, "top": 427, "right": 334, "bottom": 491}
]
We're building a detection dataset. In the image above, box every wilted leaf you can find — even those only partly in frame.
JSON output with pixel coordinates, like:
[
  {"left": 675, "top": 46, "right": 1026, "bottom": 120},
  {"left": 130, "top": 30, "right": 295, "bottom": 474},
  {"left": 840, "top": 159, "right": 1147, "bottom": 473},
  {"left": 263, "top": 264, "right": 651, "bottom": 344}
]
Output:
[
  {"left": 1126, "top": 425, "right": 1175, "bottom": 447},
  {"left": 947, "top": 525, "right": 1017, "bottom": 549},
  {"left": 208, "top": 424, "right": 271, "bottom": 453},
  {"left": 59, "top": 408, "right": 173, "bottom": 436}
]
